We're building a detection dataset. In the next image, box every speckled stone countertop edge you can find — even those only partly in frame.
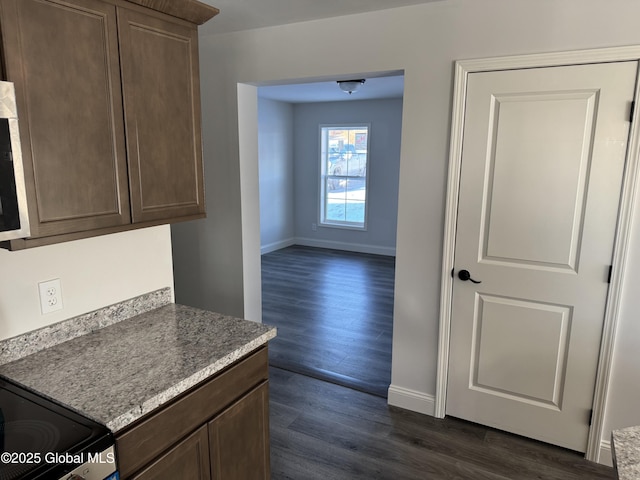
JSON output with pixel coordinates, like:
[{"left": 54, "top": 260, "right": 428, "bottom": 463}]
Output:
[
  {"left": 612, "top": 425, "right": 640, "bottom": 480},
  {"left": 0, "top": 288, "right": 172, "bottom": 365},
  {"left": 107, "top": 330, "right": 276, "bottom": 432}
]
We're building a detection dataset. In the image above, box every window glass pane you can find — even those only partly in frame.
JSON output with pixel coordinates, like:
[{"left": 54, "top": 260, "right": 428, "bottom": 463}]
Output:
[
  {"left": 320, "top": 125, "right": 369, "bottom": 229},
  {"left": 345, "top": 179, "right": 365, "bottom": 224},
  {"left": 325, "top": 181, "right": 344, "bottom": 222}
]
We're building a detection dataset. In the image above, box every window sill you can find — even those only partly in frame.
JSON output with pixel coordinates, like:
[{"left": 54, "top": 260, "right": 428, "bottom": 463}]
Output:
[{"left": 319, "top": 222, "right": 367, "bottom": 232}]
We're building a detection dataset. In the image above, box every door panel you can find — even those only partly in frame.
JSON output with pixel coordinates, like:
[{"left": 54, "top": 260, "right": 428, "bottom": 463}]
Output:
[
  {"left": 483, "top": 91, "right": 597, "bottom": 270},
  {"left": 472, "top": 294, "right": 571, "bottom": 408},
  {"left": 447, "top": 61, "right": 637, "bottom": 452}
]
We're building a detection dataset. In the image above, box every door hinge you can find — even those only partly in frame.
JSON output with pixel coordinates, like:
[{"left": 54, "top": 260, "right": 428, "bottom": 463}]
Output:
[
  {"left": 608, "top": 265, "right": 613, "bottom": 284},
  {"left": 630, "top": 101, "right": 636, "bottom": 122},
  {"left": 589, "top": 409, "right": 593, "bottom": 426}
]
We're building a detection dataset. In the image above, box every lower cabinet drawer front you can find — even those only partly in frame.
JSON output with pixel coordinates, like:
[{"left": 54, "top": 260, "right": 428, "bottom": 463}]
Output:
[
  {"left": 130, "top": 426, "right": 211, "bottom": 480},
  {"left": 116, "top": 347, "right": 268, "bottom": 478}
]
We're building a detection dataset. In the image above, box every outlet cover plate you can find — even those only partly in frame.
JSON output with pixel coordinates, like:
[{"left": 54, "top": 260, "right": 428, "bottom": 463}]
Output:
[{"left": 38, "top": 278, "right": 63, "bottom": 314}]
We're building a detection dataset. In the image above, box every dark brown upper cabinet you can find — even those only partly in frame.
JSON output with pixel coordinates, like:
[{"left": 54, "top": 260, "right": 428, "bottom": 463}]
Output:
[
  {"left": 0, "top": 0, "right": 217, "bottom": 249},
  {"left": 118, "top": 8, "right": 205, "bottom": 224}
]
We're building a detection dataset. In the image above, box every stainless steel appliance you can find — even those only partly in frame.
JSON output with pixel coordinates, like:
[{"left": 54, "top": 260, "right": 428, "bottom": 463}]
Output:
[
  {"left": 0, "top": 377, "right": 117, "bottom": 480},
  {"left": 0, "top": 81, "right": 29, "bottom": 241}
]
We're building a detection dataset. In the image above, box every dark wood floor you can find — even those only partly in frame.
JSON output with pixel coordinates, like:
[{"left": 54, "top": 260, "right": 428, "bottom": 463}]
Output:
[
  {"left": 261, "top": 245, "right": 395, "bottom": 397},
  {"left": 263, "top": 246, "right": 615, "bottom": 478},
  {"left": 269, "top": 367, "right": 616, "bottom": 480}
]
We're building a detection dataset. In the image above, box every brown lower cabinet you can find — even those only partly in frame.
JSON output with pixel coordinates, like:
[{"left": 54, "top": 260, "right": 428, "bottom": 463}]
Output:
[
  {"left": 130, "top": 426, "right": 211, "bottom": 480},
  {"left": 116, "top": 348, "right": 270, "bottom": 480},
  {"left": 209, "top": 383, "right": 270, "bottom": 480}
]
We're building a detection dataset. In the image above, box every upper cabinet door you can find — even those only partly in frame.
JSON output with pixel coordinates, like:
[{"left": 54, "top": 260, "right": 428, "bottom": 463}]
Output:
[
  {"left": 0, "top": 0, "right": 131, "bottom": 237},
  {"left": 117, "top": 8, "right": 205, "bottom": 223}
]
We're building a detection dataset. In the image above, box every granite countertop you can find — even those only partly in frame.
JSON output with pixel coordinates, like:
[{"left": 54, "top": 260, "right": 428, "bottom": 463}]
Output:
[
  {"left": 613, "top": 426, "right": 640, "bottom": 480},
  {"left": 0, "top": 301, "right": 276, "bottom": 433}
]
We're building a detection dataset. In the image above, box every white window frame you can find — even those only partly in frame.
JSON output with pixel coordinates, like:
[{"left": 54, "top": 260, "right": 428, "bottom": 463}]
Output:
[{"left": 318, "top": 123, "right": 371, "bottom": 230}]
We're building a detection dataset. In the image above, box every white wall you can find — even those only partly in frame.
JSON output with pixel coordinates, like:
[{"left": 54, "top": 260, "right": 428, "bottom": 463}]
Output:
[
  {"left": 258, "top": 97, "right": 295, "bottom": 253},
  {"left": 168, "top": 0, "right": 640, "bottom": 461},
  {"left": 0, "top": 226, "right": 174, "bottom": 340},
  {"left": 292, "top": 98, "right": 402, "bottom": 256}
]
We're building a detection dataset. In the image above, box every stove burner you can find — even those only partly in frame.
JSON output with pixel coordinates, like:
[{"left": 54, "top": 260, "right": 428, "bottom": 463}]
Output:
[
  {"left": 3, "top": 419, "right": 61, "bottom": 453},
  {"left": 0, "top": 420, "right": 61, "bottom": 480},
  {"left": 0, "top": 380, "right": 113, "bottom": 480},
  {"left": 0, "top": 456, "right": 35, "bottom": 480}
]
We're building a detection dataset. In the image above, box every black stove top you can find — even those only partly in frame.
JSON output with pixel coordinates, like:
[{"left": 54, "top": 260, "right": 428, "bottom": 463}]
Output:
[{"left": 0, "top": 377, "right": 113, "bottom": 480}]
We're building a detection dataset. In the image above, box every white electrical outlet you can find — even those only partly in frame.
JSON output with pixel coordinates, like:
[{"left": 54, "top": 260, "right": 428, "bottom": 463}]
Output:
[
  {"left": 311, "top": 223, "right": 317, "bottom": 231},
  {"left": 38, "top": 278, "right": 63, "bottom": 314}
]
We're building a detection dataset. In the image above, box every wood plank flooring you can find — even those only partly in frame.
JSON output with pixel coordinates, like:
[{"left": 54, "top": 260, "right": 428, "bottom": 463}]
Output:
[
  {"left": 263, "top": 246, "right": 616, "bottom": 478},
  {"left": 269, "top": 367, "right": 616, "bottom": 480},
  {"left": 261, "top": 245, "right": 394, "bottom": 397}
]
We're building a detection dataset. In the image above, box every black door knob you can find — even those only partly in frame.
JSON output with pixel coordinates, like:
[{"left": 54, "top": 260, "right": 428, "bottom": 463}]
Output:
[{"left": 458, "top": 269, "right": 481, "bottom": 284}]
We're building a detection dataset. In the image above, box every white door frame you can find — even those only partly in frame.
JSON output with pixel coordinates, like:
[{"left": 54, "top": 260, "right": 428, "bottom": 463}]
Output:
[{"left": 435, "top": 45, "right": 640, "bottom": 462}]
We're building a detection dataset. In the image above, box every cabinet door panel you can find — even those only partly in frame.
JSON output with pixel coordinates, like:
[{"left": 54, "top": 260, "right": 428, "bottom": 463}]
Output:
[
  {"left": 0, "top": 0, "right": 130, "bottom": 237},
  {"left": 117, "top": 8, "right": 205, "bottom": 223},
  {"left": 209, "top": 382, "right": 270, "bottom": 480},
  {"left": 130, "top": 425, "right": 211, "bottom": 480}
]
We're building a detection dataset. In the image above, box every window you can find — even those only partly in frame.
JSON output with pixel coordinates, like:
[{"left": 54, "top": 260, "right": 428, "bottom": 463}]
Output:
[{"left": 319, "top": 125, "right": 370, "bottom": 229}]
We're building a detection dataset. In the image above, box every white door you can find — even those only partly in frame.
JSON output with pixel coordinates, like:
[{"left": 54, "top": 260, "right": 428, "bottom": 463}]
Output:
[{"left": 446, "top": 61, "right": 637, "bottom": 452}]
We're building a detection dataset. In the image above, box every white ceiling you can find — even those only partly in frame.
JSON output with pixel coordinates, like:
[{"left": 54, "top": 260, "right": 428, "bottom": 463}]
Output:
[
  {"left": 258, "top": 75, "right": 405, "bottom": 104},
  {"left": 199, "top": 0, "right": 443, "bottom": 35}
]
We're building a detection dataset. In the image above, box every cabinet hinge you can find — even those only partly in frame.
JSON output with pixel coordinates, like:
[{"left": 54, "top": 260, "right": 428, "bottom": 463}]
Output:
[
  {"left": 608, "top": 265, "right": 613, "bottom": 284},
  {"left": 630, "top": 101, "right": 636, "bottom": 123}
]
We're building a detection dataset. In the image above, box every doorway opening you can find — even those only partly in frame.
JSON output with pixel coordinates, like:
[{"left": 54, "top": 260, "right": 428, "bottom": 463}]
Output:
[{"left": 257, "top": 74, "right": 404, "bottom": 397}]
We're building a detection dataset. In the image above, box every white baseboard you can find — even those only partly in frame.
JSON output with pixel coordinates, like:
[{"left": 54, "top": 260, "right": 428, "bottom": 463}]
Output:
[
  {"left": 260, "top": 237, "right": 295, "bottom": 255},
  {"left": 295, "top": 236, "right": 396, "bottom": 257},
  {"left": 599, "top": 440, "right": 613, "bottom": 467},
  {"left": 387, "top": 385, "right": 436, "bottom": 416}
]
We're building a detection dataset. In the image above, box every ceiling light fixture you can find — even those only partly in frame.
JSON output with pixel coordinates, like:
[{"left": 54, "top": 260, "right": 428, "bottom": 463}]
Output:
[{"left": 337, "top": 79, "right": 366, "bottom": 95}]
